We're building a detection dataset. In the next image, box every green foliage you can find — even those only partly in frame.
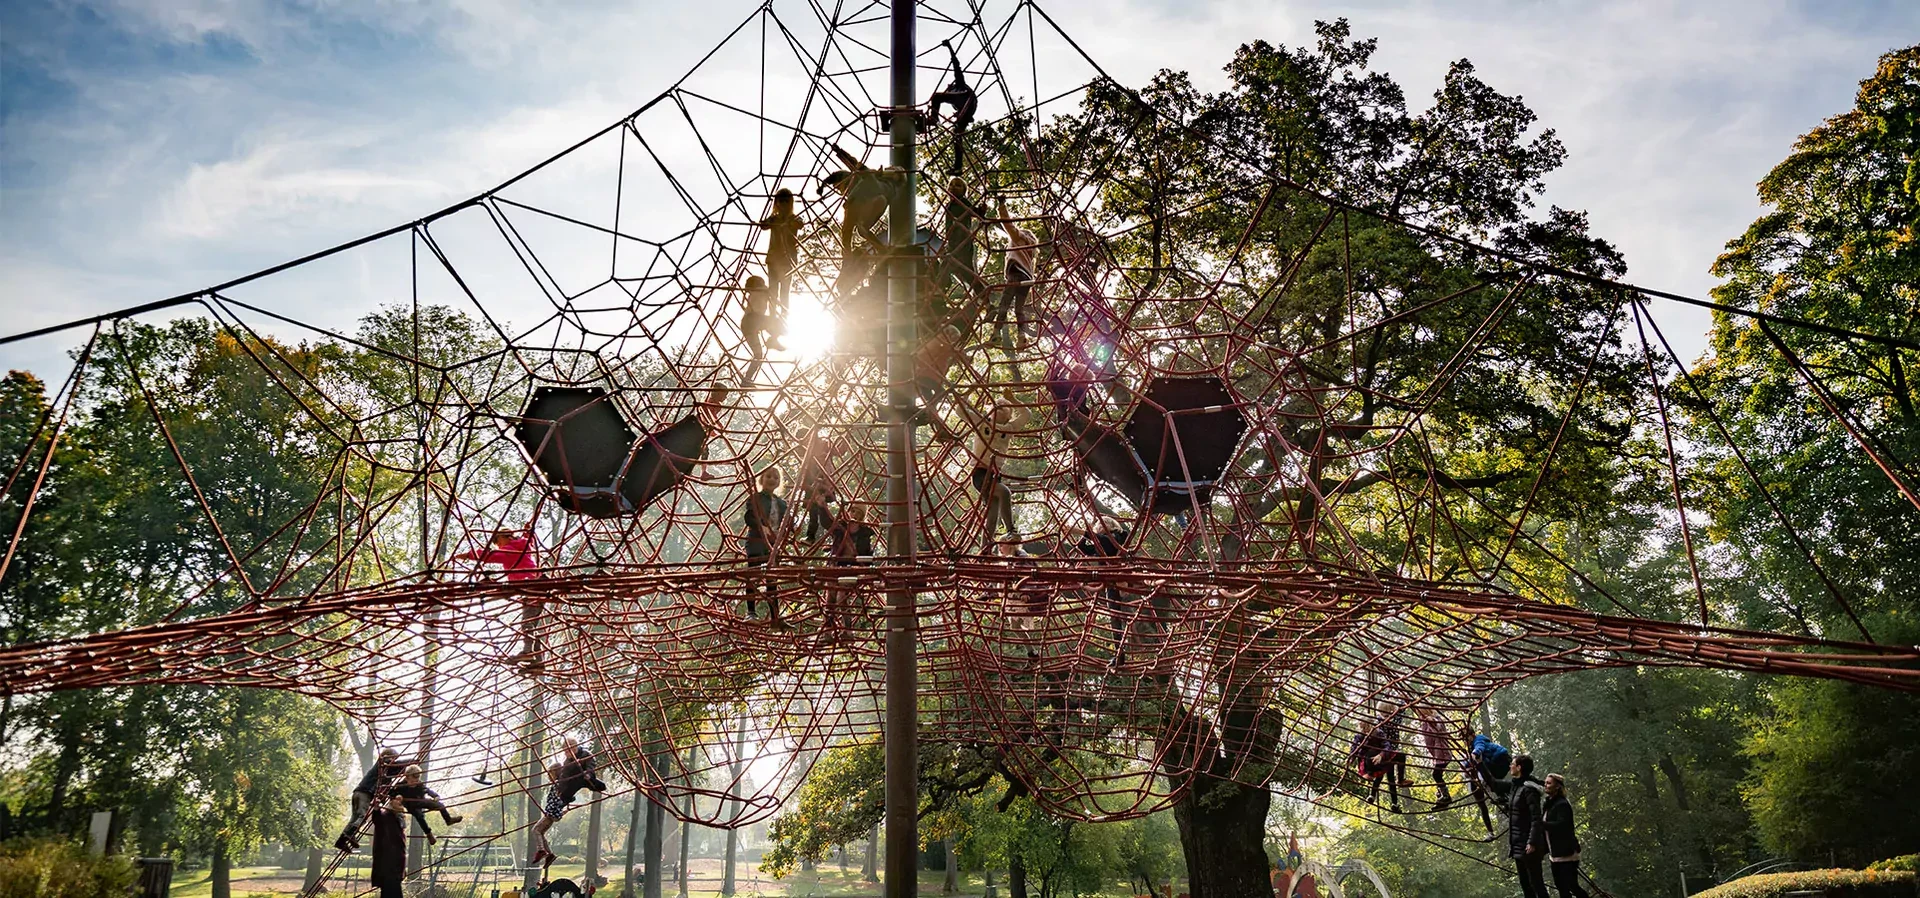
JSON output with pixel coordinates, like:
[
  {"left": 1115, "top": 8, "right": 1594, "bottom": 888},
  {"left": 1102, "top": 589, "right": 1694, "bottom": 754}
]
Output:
[
  {"left": 1872, "top": 856, "right": 1920, "bottom": 873},
  {"left": 1691, "top": 868, "right": 1918, "bottom": 898},
  {"left": 0, "top": 837, "right": 138, "bottom": 898},
  {"left": 1743, "top": 615, "right": 1920, "bottom": 866}
]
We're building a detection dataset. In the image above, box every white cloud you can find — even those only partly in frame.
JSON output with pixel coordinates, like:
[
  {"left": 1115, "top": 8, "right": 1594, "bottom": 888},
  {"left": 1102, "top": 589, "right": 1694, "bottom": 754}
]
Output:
[{"left": 3, "top": 0, "right": 1914, "bottom": 377}]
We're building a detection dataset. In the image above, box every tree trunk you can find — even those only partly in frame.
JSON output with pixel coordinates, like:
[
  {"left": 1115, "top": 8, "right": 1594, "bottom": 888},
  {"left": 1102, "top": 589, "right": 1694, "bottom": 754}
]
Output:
[
  {"left": 302, "top": 811, "right": 327, "bottom": 893},
  {"left": 624, "top": 790, "right": 644, "bottom": 898},
  {"left": 1009, "top": 851, "right": 1028, "bottom": 898},
  {"left": 863, "top": 823, "right": 879, "bottom": 882},
  {"left": 1172, "top": 777, "right": 1272, "bottom": 898},
  {"left": 677, "top": 817, "right": 690, "bottom": 897},
  {"left": 942, "top": 836, "right": 958, "bottom": 893},
  {"left": 211, "top": 835, "right": 232, "bottom": 898}
]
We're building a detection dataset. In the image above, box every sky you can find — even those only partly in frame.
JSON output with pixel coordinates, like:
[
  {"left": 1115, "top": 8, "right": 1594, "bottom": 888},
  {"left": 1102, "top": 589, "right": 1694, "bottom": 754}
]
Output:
[{"left": 2, "top": 0, "right": 1916, "bottom": 381}]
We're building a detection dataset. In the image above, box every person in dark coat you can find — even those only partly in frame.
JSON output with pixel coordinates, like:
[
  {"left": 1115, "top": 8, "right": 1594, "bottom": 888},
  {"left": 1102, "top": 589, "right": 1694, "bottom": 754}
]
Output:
[
  {"left": 1504, "top": 754, "right": 1549, "bottom": 898},
  {"left": 368, "top": 795, "right": 408, "bottom": 898},
  {"left": 335, "top": 747, "right": 412, "bottom": 851},
  {"left": 1541, "top": 774, "right": 1592, "bottom": 898}
]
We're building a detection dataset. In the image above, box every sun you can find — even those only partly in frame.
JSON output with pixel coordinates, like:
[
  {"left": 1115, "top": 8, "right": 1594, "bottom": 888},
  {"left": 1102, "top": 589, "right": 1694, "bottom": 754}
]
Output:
[{"left": 782, "top": 287, "right": 837, "bottom": 360}]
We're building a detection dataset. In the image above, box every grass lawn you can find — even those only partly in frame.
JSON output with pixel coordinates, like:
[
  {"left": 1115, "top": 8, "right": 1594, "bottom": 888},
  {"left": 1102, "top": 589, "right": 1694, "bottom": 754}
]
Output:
[{"left": 170, "top": 858, "right": 1043, "bottom": 898}]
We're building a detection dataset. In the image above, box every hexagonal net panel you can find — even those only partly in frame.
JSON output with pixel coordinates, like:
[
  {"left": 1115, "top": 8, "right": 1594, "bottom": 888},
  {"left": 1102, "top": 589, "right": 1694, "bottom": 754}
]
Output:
[{"left": 1, "top": 0, "right": 1916, "bottom": 891}]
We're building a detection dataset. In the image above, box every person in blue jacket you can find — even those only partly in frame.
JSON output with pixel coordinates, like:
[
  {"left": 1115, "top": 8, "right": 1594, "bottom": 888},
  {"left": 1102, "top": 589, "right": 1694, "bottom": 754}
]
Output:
[{"left": 1467, "top": 726, "right": 1513, "bottom": 797}]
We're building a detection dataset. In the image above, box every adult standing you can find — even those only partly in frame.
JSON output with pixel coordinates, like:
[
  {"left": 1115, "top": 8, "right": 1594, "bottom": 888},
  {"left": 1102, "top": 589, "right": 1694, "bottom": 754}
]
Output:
[
  {"left": 368, "top": 795, "right": 408, "bottom": 898},
  {"left": 1541, "top": 774, "right": 1592, "bottom": 898},
  {"left": 1504, "top": 754, "right": 1549, "bottom": 898}
]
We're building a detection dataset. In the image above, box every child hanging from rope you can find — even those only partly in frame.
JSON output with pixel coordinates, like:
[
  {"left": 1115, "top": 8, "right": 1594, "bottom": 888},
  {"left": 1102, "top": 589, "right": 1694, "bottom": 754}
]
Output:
[
  {"left": 741, "top": 274, "right": 786, "bottom": 365},
  {"left": 926, "top": 39, "right": 979, "bottom": 175},
  {"left": 530, "top": 737, "right": 608, "bottom": 868},
  {"left": 335, "top": 747, "right": 414, "bottom": 851},
  {"left": 391, "top": 763, "right": 463, "bottom": 846},
  {"left": 452, "top": 529, "right": 541, "bottom": 580},
  {"left": 742, "top": 465, "right": 790, "bottom": 625},
  {"left": 757, "top": 188, "right": 803, "bottom": 311}
]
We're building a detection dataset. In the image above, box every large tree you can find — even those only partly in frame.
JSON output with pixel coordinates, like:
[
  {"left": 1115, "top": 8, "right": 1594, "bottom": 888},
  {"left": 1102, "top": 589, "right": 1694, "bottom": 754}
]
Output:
[{"left": 1699, "top": 44, "right": 1920, "bottom": 866}]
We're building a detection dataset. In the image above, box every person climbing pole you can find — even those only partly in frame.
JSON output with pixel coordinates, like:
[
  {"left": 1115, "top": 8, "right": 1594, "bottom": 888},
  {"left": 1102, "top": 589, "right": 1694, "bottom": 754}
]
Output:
[
  {"left": 1540, "top": 773, "right": 1592, "bottom": 898},
  {"left": 756, "top": 188, "right": 803, "bottom": 311},
  {"left": 926, "top": 39, "right": 978, "bottom": 174},
  {"left": 990, "top": 201, "right": 1039, "bottom": 349},
  {"left": 391, "top": 763, "right": 463, "bottom": 846},
  {"left": 742, "top": 465, "right": 790, "bottom": 624},
  {"left": 741, "top": 274, "right": 786, "bottom": 367},
  {"left": 1504, "top": 753, "right": 1549, "bottom": 898},
  {"left": 452, "top": 529, "right": 541, "bottom": 580},
  {"left": 336, "top": 747, "right": 413, "bottom": 851}
]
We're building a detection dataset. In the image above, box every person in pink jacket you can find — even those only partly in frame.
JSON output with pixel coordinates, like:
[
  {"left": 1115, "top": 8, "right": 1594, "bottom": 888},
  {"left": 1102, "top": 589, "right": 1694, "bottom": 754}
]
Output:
[{"left": 454, "top": 529, "right": 541, "bottom": 580}]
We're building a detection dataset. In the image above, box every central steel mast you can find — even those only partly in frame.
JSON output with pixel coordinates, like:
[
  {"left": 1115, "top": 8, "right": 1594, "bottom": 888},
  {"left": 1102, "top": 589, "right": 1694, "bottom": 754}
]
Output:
[{"left": 882, "top": 0, "right": 920, "bottom": 894}]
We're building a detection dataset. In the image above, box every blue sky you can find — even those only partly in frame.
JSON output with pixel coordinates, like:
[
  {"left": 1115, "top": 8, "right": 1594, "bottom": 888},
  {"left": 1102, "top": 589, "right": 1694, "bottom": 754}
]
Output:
[{"left": 2, "top": 0, "right": 1915, "bottom": 379}]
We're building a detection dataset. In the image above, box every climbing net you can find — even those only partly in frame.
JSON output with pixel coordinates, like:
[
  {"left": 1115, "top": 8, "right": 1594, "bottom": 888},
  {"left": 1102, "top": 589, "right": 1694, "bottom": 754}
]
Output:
[{"left": 3, "top": 0, "right": 1917, "bottom": 884}]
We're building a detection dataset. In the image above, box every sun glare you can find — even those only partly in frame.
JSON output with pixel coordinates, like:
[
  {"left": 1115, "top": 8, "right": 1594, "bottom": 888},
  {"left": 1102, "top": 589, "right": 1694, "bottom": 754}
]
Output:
[{"left": 783, "top": 288, "right": 837, "bottom": 360}]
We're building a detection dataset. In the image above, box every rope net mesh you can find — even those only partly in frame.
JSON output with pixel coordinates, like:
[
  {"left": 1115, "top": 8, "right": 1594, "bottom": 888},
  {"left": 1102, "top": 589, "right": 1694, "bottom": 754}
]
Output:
[{"left": 2, "top": 0, "right": 1916, "bottom": 884}]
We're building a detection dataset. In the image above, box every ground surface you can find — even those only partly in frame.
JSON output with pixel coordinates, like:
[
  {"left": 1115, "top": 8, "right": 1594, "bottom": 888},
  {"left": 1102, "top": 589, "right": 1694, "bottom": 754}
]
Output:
[{"left": 169, "top": 860, "right": 1026, "bottom": 898}]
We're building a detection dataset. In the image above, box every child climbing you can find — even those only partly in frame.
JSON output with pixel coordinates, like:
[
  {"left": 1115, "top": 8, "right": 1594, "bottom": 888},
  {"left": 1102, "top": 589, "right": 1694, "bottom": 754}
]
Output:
[
  {"left": 968, "top": 393, "right": 1038, "bottom": 551},
  {"left": 529, "top": 737, "right": 608, "bottom": 868},
  {"left": 1350, "top": 713, "right": 1410, "bottom": 813},
  {"left": 824, "top": 501, "right": 875, "bottom": 633},
  {"left": 926, "top": 39, "right": 979, "bottom": 175},
  {"left": 822, "top": 145, "right": 904, "bottom": 256},
  {"left": 743, "top": 465, "right": 790, "bottom": 624},
  {"left": 741, "top": 274, "right": 786, "bottom": 366},
  {"left": 335, "top": 747, "right": 413, "bottom": 851},
  {"left": 1416, "top": 708, "right": 1456, "bottom": 810},
  {"left": 756, "top": 188, "right": 803, "bottom": 310},
  {"left": 452, "top": 529, "right": 541, "bottom": 580},
  {"left": 990, "top": 201, "right": 1039, "bottom": 349},
  {"left": 391, "top": 763, "right": 463, "bottom": 846},
  {"left": 938, "top": 178, "right": 990, "bottom": 299}
]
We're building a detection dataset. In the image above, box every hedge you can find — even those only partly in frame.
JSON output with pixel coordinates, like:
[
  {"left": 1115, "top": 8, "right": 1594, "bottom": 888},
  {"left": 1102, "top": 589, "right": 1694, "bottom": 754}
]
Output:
[
  {"left": 0, "top": 837, "right": 139, "bottom": 898},
  {"left": 1870, "top": 857, "right": 1920, "bottom": 873},
  {"left": 1691, "top": 868, "right": 1917, "bottom": 898}
]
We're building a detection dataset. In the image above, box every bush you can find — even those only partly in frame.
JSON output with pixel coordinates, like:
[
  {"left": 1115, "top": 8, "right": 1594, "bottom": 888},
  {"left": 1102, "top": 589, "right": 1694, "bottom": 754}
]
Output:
[
  {"left": 1692, "top": 868, "right": 1917, "bottom": 898},
  {"left": 1870, "top": 857, "right": 1920, "bottom": 873},
  {"left": 0, "top": 837, "right": 139, "bottom": 898}
]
